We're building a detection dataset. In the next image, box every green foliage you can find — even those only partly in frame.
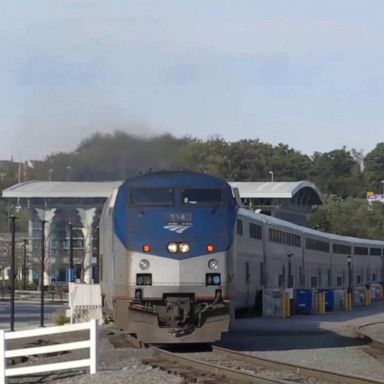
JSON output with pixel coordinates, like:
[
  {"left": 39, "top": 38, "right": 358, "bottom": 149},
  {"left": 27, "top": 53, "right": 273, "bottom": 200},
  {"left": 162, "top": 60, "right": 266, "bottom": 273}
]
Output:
[
  {"left": 308, "top": 197, "right": 384, "bottom": 240},
  {"left": 52, "top": 309, "right": 70, "bottom": 325},
  {"left": 308, "top": 148, "right": 363, "bottom": 198},
  {"left": 363, "top": 142, "right": 384, "bottom": 193}
]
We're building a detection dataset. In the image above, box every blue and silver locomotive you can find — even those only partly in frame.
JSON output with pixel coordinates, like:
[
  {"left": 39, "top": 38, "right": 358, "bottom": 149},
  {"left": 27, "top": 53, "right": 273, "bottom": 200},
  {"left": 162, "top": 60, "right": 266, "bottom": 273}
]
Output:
[{"left": 99, "top": 170, "right": 238, "bottom": 343}]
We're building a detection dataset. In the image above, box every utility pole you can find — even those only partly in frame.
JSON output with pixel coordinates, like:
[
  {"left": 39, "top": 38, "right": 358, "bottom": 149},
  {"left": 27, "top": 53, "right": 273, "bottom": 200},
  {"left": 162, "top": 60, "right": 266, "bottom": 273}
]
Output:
[
  {"left": 40, "top": 219, "right": 46, "bottom": 327},
  {"left": 10, "top": 215, "right": 17, "bottom": 331},
  {"left": 95, "top": 226, "right": 100, "bottom": 283},
  {"left": 23, "top": 239, "right": 28, "bottom": 290},
  {"left": 69, "top": 222, "right": 74, "bottom": 282}
]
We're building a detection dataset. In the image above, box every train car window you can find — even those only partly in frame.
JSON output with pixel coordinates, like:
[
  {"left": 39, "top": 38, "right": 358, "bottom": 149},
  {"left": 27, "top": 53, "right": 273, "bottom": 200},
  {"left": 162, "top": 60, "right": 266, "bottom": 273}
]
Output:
[
  {"left": 269, "top": 228, "right": 283, "bottom": 243},
  {"left": 305, "top": 238, "right": 329, "bottom": 253},
  {"left": 286, "top": 233, "right": 301, "bottom": 247},
  {"left": 181, "top": 188, "right": 223, "bottom": 205},
  {"left": 249, "top": 223, "right": 262, "bottom": 239},
  {"left": 130, "top": 188, "right": 174, "bottom": 206},
  {"left": 354, "top": 247, "right": 368, "bottom": 255},
  {"left": 370, "top": 248, "right": 382, "bottom": 256},
  {"left": 269, "top": 228, "right": 301, "bottom": 247},
  {"left": 332, "top": 243, "right": 351, "bottom": 255}
]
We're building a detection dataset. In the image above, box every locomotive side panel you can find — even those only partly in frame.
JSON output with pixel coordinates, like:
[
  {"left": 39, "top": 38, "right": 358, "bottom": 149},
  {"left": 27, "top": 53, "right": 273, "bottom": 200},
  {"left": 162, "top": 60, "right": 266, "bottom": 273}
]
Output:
[{"left": 232, "top": 216, "right": 264, "bottom": 308}]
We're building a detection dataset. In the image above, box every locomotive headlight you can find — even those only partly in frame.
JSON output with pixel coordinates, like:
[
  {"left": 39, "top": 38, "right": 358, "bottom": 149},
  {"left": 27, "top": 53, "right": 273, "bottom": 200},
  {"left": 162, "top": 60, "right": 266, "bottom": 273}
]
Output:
[
  {"left": 208, "top": 259, "right": 219, "bottom": 270},
  {"left": 167, "top": 242, "right": 178, "bottom": 254},
  {"left": 139, "top": 259, "right": 150, "bottom": 270},
  {"left": 179, "top": 243, "right": 190, "bottom": 253}
]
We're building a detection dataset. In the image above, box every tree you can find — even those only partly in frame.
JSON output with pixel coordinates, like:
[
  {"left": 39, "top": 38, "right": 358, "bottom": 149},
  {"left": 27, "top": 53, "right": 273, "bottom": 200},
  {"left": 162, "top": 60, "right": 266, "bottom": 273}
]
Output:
[
  {"left": 308, "top": 196, "right": 384, "bottom": 240},
  {"left": 308, "top": 148, "right": 363, "bottom": 198},
  {"left": 364, "top": 143, "right": 384, "bottom": 194}
]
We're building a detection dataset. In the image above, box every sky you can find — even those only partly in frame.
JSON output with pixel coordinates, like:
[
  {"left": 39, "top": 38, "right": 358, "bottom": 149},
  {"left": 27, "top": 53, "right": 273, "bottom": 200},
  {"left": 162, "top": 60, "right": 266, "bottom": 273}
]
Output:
[{"left": 1, "top": 0, "right": 384, "bottom": 160}]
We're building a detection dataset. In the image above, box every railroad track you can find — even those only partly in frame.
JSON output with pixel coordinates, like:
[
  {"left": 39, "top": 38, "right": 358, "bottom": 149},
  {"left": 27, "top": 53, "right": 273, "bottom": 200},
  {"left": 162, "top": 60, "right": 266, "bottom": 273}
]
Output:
[{"left": 142, "top": 345, "right": 384, "bottom": 384}]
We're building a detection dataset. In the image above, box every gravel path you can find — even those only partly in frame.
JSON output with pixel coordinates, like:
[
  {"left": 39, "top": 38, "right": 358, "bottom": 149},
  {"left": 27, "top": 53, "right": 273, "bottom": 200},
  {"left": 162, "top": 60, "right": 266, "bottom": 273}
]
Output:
[
  {"left": 248, "top": 346, "right": 384, "bottom": 381},
  {"left": 7, "top": 327, "right": 183, "bottom": 384}
]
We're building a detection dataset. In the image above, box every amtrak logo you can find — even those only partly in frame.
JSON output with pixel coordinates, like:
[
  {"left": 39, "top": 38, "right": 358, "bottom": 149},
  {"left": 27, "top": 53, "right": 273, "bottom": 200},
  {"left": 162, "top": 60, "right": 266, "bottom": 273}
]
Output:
[{"left": 163, "top": 224, "right": 192, "bottom": 234}]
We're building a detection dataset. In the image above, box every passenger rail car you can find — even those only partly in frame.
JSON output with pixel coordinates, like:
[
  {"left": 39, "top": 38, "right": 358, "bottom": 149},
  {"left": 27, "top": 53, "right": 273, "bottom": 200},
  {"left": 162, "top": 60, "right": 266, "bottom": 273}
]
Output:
[
  {"left": 233, "top": 209, "right": 384, "bottom": 311},
  {"left": 99, "top": 171, "right": 237, "bottom": 343}
]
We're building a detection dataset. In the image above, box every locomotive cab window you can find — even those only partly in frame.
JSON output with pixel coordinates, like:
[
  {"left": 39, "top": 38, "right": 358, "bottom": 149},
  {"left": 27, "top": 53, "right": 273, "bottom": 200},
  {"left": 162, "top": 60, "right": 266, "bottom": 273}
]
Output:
[
  {"left": 129, "top": 188, "right": 174, "bottom": 206},
  {"left": 182, "top": 188, "right": 223, "bottom": 205}
]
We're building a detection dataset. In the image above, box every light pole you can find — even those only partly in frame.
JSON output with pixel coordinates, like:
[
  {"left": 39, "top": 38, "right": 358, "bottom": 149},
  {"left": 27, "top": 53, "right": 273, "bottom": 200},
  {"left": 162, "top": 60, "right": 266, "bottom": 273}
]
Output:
[
  {"left": 48, "top": 169, "right": 53, "bottom": 181},
  {"left": 66, "top": 166, "right": 71, "bottom": 181},
  {"left": 347, "top": 255, "right": 352, "bottom": 293},
  {"left": 23, "top": 239, "right": 28, "bottom": 290},
  {"left": 40, "top": 219, "right": 46, "bottom": 327},
  {"left": 381, "top": 180, "right": 384, "bottom": 201},
  {"left": 10, "top": 215, "right": 16, "bottom": 331},
  {"left": 94, "top": 225, "right": 100, "bottom": 283},
  {"left": 68, "top": 222, "right": 74, "bottom": 282},
  {"left": 287, "top": 253, "right": 294, "bottom": 288},
  {"left": 381, "top": 255, "right": 384, "bottom": 283},
  {"left": 268, "top": 170, "right": 274, "bottom": 182}
]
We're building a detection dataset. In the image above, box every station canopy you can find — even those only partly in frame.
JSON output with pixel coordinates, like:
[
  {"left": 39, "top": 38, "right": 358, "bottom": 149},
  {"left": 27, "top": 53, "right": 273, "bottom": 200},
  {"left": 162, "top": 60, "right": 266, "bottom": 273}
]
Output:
[
  {"left": 229, "top": 181, "right": 323, "bottom": 225},
  {"left": 2, "top": 179, "right": 323, "bottom": 225},
  {"left": 2, "top": 181, "right": 121, "bottom": 199}
]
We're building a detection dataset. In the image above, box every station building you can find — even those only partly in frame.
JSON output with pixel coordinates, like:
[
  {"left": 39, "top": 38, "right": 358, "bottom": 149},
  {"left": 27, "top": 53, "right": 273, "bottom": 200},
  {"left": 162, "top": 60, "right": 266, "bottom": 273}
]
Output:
[{"left": 1, "top": 179, "right": 323, "bottom": 284}]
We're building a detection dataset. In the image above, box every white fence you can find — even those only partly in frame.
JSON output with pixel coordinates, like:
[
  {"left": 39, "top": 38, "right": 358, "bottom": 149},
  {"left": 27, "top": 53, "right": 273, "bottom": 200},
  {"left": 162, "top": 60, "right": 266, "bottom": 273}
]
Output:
[{"left": 0, "top": 320, "right": 98, "bottom": 384}]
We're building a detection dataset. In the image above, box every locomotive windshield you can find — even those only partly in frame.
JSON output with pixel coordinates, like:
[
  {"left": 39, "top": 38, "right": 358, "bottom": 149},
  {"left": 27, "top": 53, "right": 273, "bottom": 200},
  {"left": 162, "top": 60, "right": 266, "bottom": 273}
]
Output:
[
  {"left": 182, "top": 188, "right": 223, "bottom": 205},
  {"left": 130, "top": 188, "right": 174, "bottom": 206}
]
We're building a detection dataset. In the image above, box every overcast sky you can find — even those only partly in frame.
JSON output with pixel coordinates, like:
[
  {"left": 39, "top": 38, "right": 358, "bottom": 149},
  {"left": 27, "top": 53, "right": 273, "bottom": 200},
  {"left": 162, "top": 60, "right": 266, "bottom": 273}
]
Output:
[{"left": 1, "top": 1, "right": 384, "bottom": 160}]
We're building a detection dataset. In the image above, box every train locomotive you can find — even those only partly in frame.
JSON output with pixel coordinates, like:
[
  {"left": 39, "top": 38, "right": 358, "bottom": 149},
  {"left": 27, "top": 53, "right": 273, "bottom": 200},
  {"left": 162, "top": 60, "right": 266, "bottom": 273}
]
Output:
[
  {"left": 99, "top": 170, "right": 238, "bottom": 343},
  {"left": 100, "top": 169, "right": 384, "bottom": 344}
]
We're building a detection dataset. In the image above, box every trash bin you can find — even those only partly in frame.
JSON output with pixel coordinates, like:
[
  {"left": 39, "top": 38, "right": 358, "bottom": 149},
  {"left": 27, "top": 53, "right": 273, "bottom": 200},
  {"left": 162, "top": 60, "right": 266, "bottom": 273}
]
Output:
[
  {"left": 319, "top": 289, "right": 334, "bottom": 311},
  {"left": 294, "top": 289, "right": 312, "bottom": 314}
]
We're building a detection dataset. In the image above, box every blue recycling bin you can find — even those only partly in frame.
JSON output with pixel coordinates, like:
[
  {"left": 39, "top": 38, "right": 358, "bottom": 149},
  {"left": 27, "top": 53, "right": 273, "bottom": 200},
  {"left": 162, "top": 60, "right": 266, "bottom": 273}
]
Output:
[
  {"left": 319, "top": 289, "right": 334, "bottom": 311},
  {"left": 294, "top": 289, "right": 312, "bottom": 314}
]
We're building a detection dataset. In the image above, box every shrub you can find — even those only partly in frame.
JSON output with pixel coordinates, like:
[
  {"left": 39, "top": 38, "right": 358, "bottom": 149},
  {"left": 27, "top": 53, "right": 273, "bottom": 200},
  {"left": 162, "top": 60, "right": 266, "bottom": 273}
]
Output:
[{"left": 52, "top": 309, "right": 70, "bottom": 325}]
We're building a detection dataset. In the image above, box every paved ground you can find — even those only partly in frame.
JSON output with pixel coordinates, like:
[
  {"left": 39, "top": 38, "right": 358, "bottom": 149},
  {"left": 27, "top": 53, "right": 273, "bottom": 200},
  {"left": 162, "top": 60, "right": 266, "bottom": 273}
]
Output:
[
  {"left": 218, "top": 299, "right": 384, "bottom": 350},
  {"left": 0, "top": 300, "right": 64, "bottom": 330}
]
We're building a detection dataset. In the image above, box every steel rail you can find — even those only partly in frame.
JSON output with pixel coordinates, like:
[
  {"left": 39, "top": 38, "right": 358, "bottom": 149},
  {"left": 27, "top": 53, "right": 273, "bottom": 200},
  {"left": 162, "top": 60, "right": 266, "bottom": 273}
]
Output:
[
  {"left": 212, "top": 345, "right": 384, "bottom": 384},
  {"left": 146, "top": 347, "right": 288, "bottom": 384},
  {"left": 357, "top": 322, "right": 384, "bottom": 350}
]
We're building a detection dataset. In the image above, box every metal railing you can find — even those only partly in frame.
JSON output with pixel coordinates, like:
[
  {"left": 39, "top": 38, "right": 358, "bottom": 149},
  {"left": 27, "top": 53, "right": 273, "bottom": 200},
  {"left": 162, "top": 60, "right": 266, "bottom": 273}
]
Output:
[{"left": 0, "top": 289, "right": 68, "bottom": 302}]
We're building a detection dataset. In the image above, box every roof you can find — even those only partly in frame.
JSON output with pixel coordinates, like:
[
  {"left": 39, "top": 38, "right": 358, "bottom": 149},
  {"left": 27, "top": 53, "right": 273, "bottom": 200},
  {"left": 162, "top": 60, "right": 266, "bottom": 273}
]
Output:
[
  {"left": 229, "top": 181, "right": 323, "bottom": 203},
  {"left": 239, "top": 208, "right": 384, "bottom": 247},
  {"left": 2, "top": 179, "right": 323, "bottom": 203},
  {"left": 2, "top": 181, "right": 122, "bottom": 198}
]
